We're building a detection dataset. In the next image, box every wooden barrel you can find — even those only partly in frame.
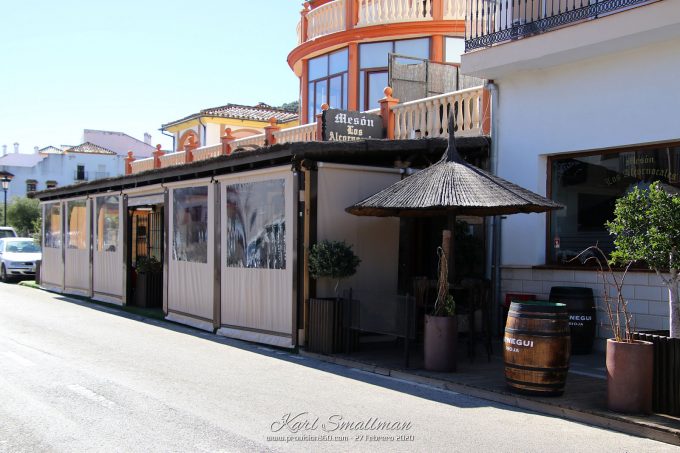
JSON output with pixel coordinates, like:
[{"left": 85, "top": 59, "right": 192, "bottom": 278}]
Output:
[
  {"left": 549, "top": 286, "right": 596, "bottom": 354},
  {"left": 504, "top": 301, "right": 571, "bottom": 396}
]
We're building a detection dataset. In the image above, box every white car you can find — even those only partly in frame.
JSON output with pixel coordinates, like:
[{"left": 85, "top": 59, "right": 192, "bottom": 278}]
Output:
[
  {"left": 0, "top": 226, "right": 17, "bottom": 239},
  {"left": 0, "top": 237, "right": 41, "bottom": 282}
]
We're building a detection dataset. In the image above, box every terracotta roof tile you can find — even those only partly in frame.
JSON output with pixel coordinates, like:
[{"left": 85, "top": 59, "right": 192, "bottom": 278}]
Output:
[
  {"left": 64, "top": 142, "right": 116, "bottom": 155},
  {"left": 163, "top": 102, "right": 298, "bottom": 128}
]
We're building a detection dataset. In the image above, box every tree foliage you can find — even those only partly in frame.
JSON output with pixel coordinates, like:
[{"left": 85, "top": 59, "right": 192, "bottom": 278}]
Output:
[
  {"left": 278, "top": 100, "right": 299, "bottom": 114},
  {"left": 308, "top": 240, "right": 361, "bottom": 280},
  {"left": 7, "top": 197, "right": 41, "bottom": 237},
  {"left": 607, "top": 182, "right": 679, "bottom": 272},
  {"left": 607, "top": 181, "right": 680, "bottom": 338}
]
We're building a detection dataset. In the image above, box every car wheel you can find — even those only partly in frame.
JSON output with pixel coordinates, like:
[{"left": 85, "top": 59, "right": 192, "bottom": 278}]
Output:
[{"left": 0, "top": 265, "right": 7, "bottom": 283}]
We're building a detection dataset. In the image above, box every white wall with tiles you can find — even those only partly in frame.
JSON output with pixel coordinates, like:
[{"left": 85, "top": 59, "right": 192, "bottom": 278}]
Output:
[{"left": 501, "top": 266, "right": 670, "bottom": 351}]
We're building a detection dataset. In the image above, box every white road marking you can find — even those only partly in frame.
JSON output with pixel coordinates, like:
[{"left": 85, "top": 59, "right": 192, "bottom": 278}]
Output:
[
  {"left": 66, "top": 384, "right": 118, "bottom": 409},
  {"left": 2, "top": 351, "right": 35, "bottom": 367}
]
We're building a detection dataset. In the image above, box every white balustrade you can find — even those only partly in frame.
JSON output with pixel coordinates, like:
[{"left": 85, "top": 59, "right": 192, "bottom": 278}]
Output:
[
  {"left": 296, "top": 20, "right": 302, "bottom": 44},
  {"left": 273, "top": 124, "right": 317, "bottom": 144},
  {"left": 192, "top": 144, "right": 223, "bottom": 162},
  {"left": 443, "top": 0, "right": 465, "bottom": 20},
  {"left": 231, "top": 134, "right": 266, "bottom": 151},
  {"left": 307, "top": 0, "right": 346, "bottom": 40},
  {"left": 130, "top": 157, "right": 154, "bottom": 174},
  {"left": 357, "top": 0, "right": 432, "bottom": 27},
  {"left": 391, "top": 87, "right": 485, "bottom": 139},
  {"left": 159, "top": 151, "right": 185, "bottom": 167}
]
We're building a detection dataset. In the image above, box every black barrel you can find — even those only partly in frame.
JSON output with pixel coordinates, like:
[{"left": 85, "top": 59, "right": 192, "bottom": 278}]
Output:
[
  {"left": 504, "top": 301, "right": 571, "bottom": 396},
  {"left": 549, "top": 286, "right": 596, "bottom": 354}
]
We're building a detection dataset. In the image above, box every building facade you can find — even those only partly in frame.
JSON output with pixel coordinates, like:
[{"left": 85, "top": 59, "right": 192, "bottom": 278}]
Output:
[{"left": 461, "top": 0, "right": 680, "bottom": 339}]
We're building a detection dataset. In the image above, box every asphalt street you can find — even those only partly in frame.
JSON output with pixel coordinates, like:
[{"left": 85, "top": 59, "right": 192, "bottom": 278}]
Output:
[{"left": 0, "top": 283, "right": 676, "bottom": 452}]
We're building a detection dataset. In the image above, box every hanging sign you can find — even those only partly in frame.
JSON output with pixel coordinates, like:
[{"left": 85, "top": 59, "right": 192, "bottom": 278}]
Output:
[{"left": 322, "top": 109, "right": 384, "bottom": 142}]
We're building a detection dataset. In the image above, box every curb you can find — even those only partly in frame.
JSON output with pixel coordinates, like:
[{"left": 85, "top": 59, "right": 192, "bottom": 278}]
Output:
[{"left": 300, "top": 350, "right": 680, "bottom": 447}]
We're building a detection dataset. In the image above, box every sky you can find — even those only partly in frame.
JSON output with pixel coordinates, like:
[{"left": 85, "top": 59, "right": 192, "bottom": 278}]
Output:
[{"left": 0, "top": 0, "right": 301, "bottom": 152}]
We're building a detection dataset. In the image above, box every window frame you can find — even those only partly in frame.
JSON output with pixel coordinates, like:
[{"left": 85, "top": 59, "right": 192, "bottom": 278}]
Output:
[
  {"left": 307, "top": 48, "right": 349, "bottom": 122},
  {"left": 545, "top": 140, "right": 680, "bottom": 268}
]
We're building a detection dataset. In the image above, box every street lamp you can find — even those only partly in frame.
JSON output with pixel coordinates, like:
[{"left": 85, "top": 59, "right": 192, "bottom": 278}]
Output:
[{"left": 0, "top": 171, "right": 14, "bottom": 227}]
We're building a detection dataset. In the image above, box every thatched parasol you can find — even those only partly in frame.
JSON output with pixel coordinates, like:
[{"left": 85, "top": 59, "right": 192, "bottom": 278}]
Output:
[
  {"left": 346, "top": 116, "right": 563, "bottom": 282},
  {"left": 346, "top": 120, "right": 563, "bottom": 218}
]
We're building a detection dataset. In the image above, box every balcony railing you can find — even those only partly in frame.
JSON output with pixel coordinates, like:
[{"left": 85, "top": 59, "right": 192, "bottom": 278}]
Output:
[
  {"left": 128, "top": 87, "right": 488, "bottom": 175},
  {"left": 357, "top": 0, "right": 432, "bottom": 27},
  {"left": 307, "top": 0, "right": 346, "bottom": 41},
  {"left": 465, "top": 0, "right": 656, "bottom": 51},
  {"left": 392, "top": 87, "right": 485, "bottom": 139},
  {"left": 298, "top": 0, "right": 466, "bottom": 43},
  {"left": 273, "top": 123, "right": 317, "bottom": 144}
]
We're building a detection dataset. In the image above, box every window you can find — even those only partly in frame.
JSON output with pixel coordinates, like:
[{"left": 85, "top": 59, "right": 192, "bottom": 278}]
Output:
[
  {"left": 444, "top": 37, "right": 465, "bottom": 63},
  {"left": 66, "top": 200, "right": 87, "bottom": 250},
  {"left": 359, "top": 38, "right": 429, "bottom": 111},
  {"left": 549, "top": 145, "right": 680, "bottom": 265},
  {"left": 75, "top": 165, "right": 86, "bottom": 181},
  {"left": 44, "top": 203, "right": 61, "bottom": 248},
  {"left": 96, "top": 196, "right": 119, "bottom": 252},
  {"left": 226, "top": 179, "right": 286, "bottom": 269},
  {"left": 172, "top": 186, "right": 208, "bottom": 263},
  {"left": 46, "top": 181, "right": 57, "bottom": 189},
  {"left": 26, "top": 180, "right": 37, "bottom": 193},
  {"left": 307, "top": 48, "right": 348, "bottom": 123}
]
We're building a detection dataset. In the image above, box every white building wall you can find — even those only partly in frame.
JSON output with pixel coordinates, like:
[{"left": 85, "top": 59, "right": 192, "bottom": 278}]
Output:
[
  {"left": 496, "top": 36, "right": 680, "bottom": 266},
  {"left": 3, "top": 153, "right": 123, "bottom": 200}
]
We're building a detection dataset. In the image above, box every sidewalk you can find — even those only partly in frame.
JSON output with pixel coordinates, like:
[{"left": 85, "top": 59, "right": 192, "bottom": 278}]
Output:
[{"left": 300, "top": 341, "right": 680, "bottom": 447}]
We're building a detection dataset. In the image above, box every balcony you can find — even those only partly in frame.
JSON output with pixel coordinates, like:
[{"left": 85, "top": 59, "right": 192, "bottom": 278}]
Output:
[
  {"left": 128, "top": 86, "right": 489, "bottom": 175},
  {"left": 465, "top": 0, "right": 659, "bottom": 51},
  {"left": 299, "top": 0, "right": 466, "bottom": 43}
]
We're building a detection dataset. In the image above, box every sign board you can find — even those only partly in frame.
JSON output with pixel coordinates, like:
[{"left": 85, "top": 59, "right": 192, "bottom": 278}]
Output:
[{"left": 322, "top": 109, "right": 384, "bottom": 141}]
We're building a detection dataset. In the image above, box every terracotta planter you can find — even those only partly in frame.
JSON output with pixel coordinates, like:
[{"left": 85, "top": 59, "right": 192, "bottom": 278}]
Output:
[
  {"left": 424, "top": 314, "right": 457, "bottom": 372},
  {"left": 607, "top": 339, "right": 654, "bottom": 414}
]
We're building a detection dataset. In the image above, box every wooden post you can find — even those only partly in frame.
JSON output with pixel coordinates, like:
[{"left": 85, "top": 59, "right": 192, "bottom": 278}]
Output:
[
  {"left": 152, "top": 144, "right": 164, "bottom": 169},
  {"left": 221, "top": 128, "right": 235, "bottom": 156},
  {"left": 124, "top": 151, "right": 135, "bottom": 175},
  {"left": 346, "top": 0, "right": 358, "bottom": 30},
  {"left": 379, "top": 87, "right": 399, "bottom": 140},
  {"left": 316, "top": 103, "right": 329, "bottom": 141},
  {"left": 264, "top": 117, "right": 280, "bottom": 146},
  {"left": 183, "top": 136, "right": 197, "bottom": 164}
]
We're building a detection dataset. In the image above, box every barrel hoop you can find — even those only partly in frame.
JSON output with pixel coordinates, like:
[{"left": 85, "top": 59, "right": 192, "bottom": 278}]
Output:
[
  {"left": 505, "top": 377, "right": 565, "bottom": 389},
  {"left": 508, "top": 312, "right": 569, "bottom": 320},
  {"left": 505, "top": 363, "right": 569, "bottom": 372},
  {"left": 505, "top": 328, "right": 571, "bottom": 337}
]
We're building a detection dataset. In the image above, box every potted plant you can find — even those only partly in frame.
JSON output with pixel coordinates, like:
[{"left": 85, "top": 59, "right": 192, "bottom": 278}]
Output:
[
  {"left": 307, "top": 240, "right": 361, "bottom": 354},
  {"left": 135, "top": 255, "right": 163, "bottom": 309},
  {"left": 606, "top": 181, "right": 680, "bottom": 414},
  {"left": 424, "top": 243, "right": 457, "bottom": 372},
  {"left": 576, "top": 245, "right": 653, "bottom": 414}
]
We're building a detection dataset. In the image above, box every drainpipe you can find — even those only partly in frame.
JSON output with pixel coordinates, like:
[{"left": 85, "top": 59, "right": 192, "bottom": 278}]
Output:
[
  {"left": 160, "top": 129, "right": 175, "bottom": 152},
  {"left": 485, "top": 79, "right": 503, "bottom": 335},
  {"left": 197, "top": 116, "right": 207, "bottom": 147}
]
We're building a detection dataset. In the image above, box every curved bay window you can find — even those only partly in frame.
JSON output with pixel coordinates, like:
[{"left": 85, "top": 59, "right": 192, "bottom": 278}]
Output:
[
  {"left": 549, "top": 144, "right": 680, "bottom": 265},
  {"left": 307, "top": 48, "right": 348, "bottom": 123},
  {"left": 359, "top": 38, "right": 429, "bottom": 111}
]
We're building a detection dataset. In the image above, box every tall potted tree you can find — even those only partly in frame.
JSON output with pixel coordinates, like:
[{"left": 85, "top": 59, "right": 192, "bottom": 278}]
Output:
[
  {"left": 606, "top": 181, "right": 680, "bottom": 414},
  {"left": 577, "top": 245, "right": 653, "bottom": 414},
  {"left": 307, "top": 240, "right": 361, "bottom": 354},
  {"left": 424, "top": 236, "right": 457, "bottom": 372}
]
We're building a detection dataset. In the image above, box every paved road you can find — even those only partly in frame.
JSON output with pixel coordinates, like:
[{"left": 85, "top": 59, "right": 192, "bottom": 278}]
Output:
[{"left": 0, "top": 283, "right": 676, "bottom": 453}]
